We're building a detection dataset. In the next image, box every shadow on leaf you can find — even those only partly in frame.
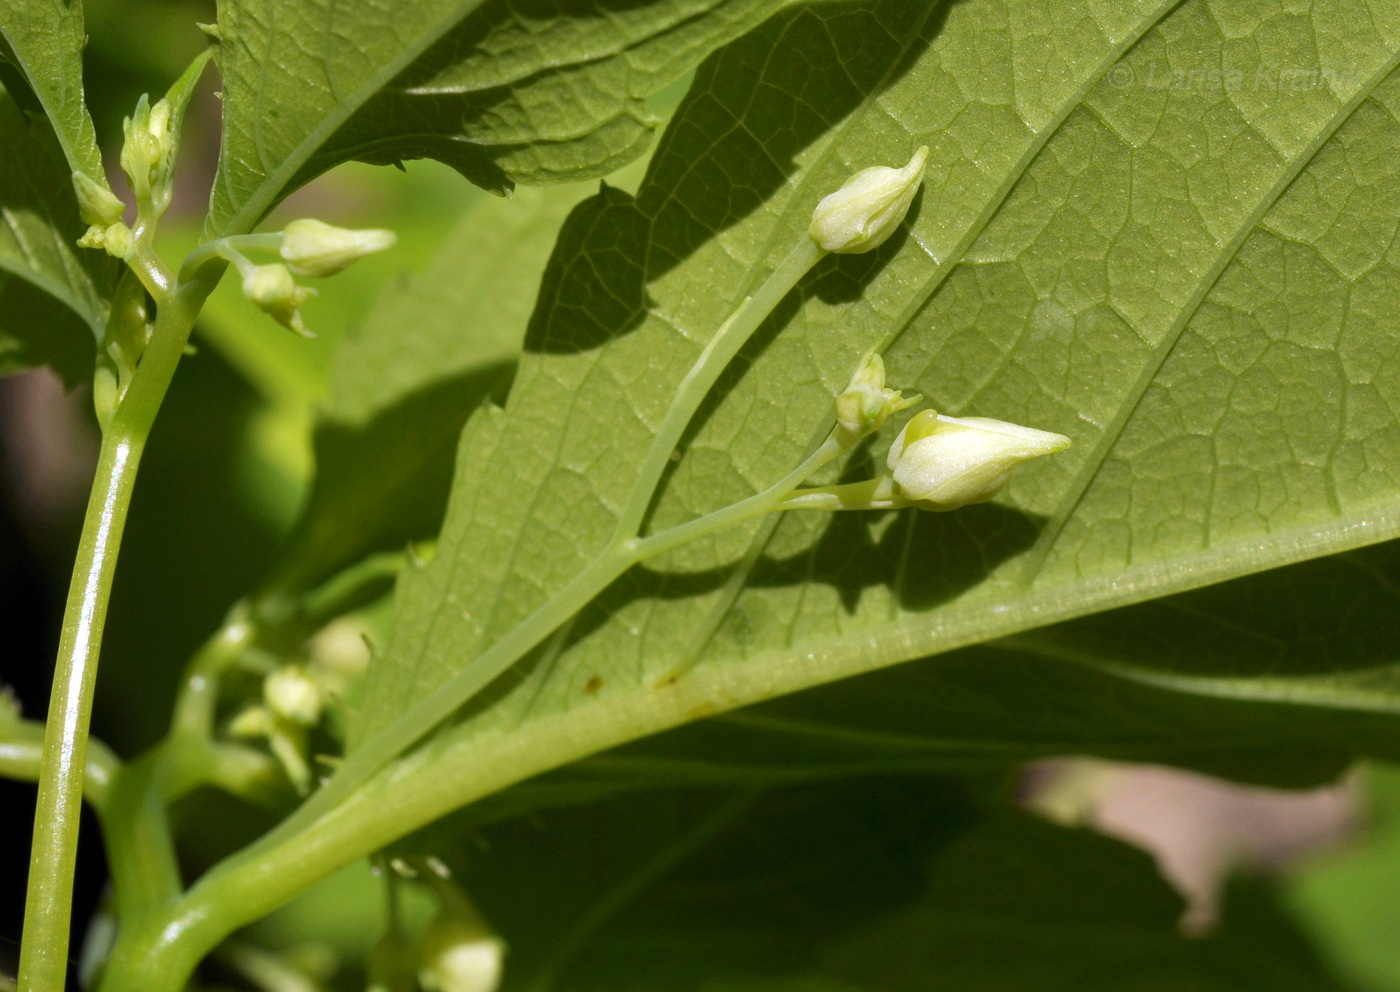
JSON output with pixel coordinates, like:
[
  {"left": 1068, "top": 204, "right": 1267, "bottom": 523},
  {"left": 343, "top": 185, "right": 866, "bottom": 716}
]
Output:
[{"left": 524, "top": 0, "right": 944, "bottom": 355}]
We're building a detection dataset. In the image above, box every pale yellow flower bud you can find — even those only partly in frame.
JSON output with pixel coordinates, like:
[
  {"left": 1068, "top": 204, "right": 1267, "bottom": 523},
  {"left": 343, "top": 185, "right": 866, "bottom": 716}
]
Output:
[
  {"left": 887, "top": 409, "right": 1070, "bottom": 510},
  {"left": 279, "top": 218, "right": 397, "bottom": 277},
  {"left": 228, "top": 705, "right": 273, "bottom": 739},
  {"left": 77, "top": 221, "right": 134, "bottom": 260},
  {"left": 263, "top": 665, "right": 323, "bottom": 726},
  {"left": 834, "top": 354, "right": 920, "bottom": 440},
  {"left": 809, "top": 146, "right": 929, "bottom": 254},
  {"left": 241, "top": 262, "right": 316, "bottom": 337},
  {"left": 72, "top": 172, "right": 126, "bottom": 227},
  {"left": 120, "top": 95, "right": 177, "bottom": 212},
  {"left": 417, "top": 907, "right": 505, "bottom": 992}
]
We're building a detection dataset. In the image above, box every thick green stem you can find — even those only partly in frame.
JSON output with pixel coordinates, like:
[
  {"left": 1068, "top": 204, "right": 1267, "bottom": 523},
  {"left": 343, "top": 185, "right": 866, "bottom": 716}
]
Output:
[
  {"left": 18, "top": 428, "right": 143, "bottom": 992},
  {"left": 101, "top": 755, "right": 183, "bottom": 930},
  {"left": 0, "top": 718, "right": 119, "bottom": 812},
  {"left": 17, "top": 273, "right": 215, "bottom": 992}
]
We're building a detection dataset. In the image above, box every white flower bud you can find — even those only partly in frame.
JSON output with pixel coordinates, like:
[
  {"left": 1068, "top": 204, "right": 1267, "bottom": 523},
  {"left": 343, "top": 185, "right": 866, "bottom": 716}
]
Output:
[
  {"left": 263, "top": 665, "right": 323, "bottom": 726},
  {"left": 417, "top": 912, "right": 505, "bottom": 992},
  {"left": 279, "top": 218, "right": 397, "bottom": 277},
  {"left": 834, "top": 354, "right": 919, "bottom": 440},
  {"left": 887, "top": 409, "right": 1070, "bottom": 510},
  {"left": 72, "top": 172, "right": 126, "bottom": 227},
  {"left": 241, "top": 262, "right": 316, "bottom": 337},
  {"left": 809, "top": 146, "right": 929, "bottom": 254}
]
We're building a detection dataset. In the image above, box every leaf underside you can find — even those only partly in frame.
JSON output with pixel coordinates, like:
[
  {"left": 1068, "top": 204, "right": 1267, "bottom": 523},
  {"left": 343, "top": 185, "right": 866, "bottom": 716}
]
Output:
[
  {"left": 344, "top": 0, "right": 1400, "bottom": 814},
  {"left": 0, "top": 0, "right": 106, "bottom": 183},
  {"left": 0, "top": 82, "right": 108, "bottom": 384},
  {"left": 256, "top": 185, "right": 589, "bottom": 601},
  {"left": 207, "top": 0, "right": 814, "bottom": 237},
  {"left": 403, "top": 782, "right": 1345, "bottom": 992}
]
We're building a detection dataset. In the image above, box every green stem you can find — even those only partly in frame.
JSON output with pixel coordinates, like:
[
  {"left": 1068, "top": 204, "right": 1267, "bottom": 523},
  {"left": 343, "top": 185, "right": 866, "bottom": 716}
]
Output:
[
  {"left": 18, "top": 427, "right": 143, "bottom": 992},
  {"left": 178, "top": 234, "right": 283, "bottom": 285},
  {"left": 0, "top": 718, "right": 119, "bottom": 812},
  {"left": 17, "top": 271, "right": 216, "bottom": 992},
  {"left": 101, "top": 755, "right": 183, "bottom": 930},
  {"left": 272, "top": 237, "right": 827, "bottom": 835},
  {"left": 170, "top": 605, "right": 257, "bottom": 740},
  {"left": 631, "top": 435, "right": 844, "bottom": 560},
  {"left": 97, "top": 237, "right": 834, "bottom": 992},
  {"left": 614, "top": 236, "right": 825, "bottom": 538}
]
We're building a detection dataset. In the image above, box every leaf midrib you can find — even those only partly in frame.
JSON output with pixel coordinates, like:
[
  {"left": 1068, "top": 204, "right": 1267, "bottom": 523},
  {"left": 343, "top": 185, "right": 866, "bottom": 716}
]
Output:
[{"left": 359, "top": 503, "right": 1400, "bottom": 887}]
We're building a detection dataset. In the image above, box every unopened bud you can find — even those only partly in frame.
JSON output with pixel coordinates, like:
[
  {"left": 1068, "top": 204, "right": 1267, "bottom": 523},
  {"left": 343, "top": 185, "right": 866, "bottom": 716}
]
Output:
[
  {"left": 241, "top": 262, "right": 316, "bottom": 337},
  {"left": 417, "top": 909, "right": 505, "bottom": 992},
  {"left": 120, "top": 95, "right": 177, "bottom": 212},
  {"left": 264, "top": 665, "right": 323, "bottom": 726},
  {"left": 886, "top": 409, "right": 1070, "bottom": 510},
  {"left": 834, "top": 354, "right": 919, "bottom": 440},
  {"left": 279, "top": 218, "right": 397, "bottom": 277},
  {"left": 77, "top": 221, "right": 134, "bottom": 260},
  {"left": 810, "top": 147, "right": 929, "bottom": 254},
  {"left": 72, "top": 172, "right": 125, "bottom": 227},
  {"left": 228, "top": 705, "right": 273, "bottom": 739}
]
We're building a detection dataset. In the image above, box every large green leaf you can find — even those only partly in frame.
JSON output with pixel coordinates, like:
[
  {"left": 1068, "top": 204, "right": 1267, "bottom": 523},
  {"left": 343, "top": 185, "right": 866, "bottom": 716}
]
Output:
[
  {"left": 409, "top": 785, "right": 1347, "bottom": 992},
  {"left": 324, "top": 0, "right": 1400, "bottom": 874},
  {"left": 251, "top": 182, "right": 589, "bottom": 606},
  {"left": 0, "top": 0, "right": 106, "bottom": 183},
  {"left": 206, "top": 0, "right": 810, "bottom": 237},
  {"left": 0, "top": 82, "right": 108, "bottom": 383},
  {"left": 430, "top": 536, "right": 1400, "bottom": 837}
]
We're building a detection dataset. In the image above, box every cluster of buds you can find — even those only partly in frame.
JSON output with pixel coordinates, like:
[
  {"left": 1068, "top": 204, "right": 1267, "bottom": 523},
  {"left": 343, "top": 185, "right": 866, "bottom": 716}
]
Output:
[
  {"left": 802, "top": 147, "right": 1071, "bottom": 511},
  {"left": 229, "top": 663, "right": 327, "bottom": 793},
  {"left": 231, "top": 219, "right": 397, "bottom": 336},
  {"left": 120, "top": 94, "right": 177, "bottom": 217},
  {"left": 74, "top": 171, "right": 133, "bottom": 260}
]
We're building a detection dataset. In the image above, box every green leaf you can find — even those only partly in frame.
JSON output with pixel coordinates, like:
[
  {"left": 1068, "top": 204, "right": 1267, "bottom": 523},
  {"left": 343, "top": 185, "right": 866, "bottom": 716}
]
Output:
[
  {"left": 0, "top": 0, "right": 107, "bottom": 184},
  {"left": 453, "top": 538, "right": 1400, "bottom": 829},
  {"left": 252, "top": 183, "right": 591, "bottom": 605},
  {"left": 411, "top": 786, "right": 1347, "bottom": 992},
  {"left": 1288, "top": 762, "right": 1400, "bottom": 992},
  {"left": 0, "top": 82, "right": 108, "bottom": 383},
  {"left": 351, "top": 0, "right": 1400, "bottom": 842},
  {"left": 207, "top": 0, "right": 805, "bottom": 237}
]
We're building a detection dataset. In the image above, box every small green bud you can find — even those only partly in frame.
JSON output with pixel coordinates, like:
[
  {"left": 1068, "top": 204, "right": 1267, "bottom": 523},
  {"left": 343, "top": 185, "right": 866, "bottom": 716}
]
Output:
[
  {"left": 228, "top": 705, "right": 273, "bottom": 739},
  {"left": 809, "top": 146, "right": 929, "bottom": 254},
  {"left": 834, "top": 354, "right": 920, "bottom": 440},
  {"left": 279, "top": 218, "right": 397, "bottom": 277},
  {"left": 120, "top": 94, "right": 177, "bottom": 213},
  {"left": 77, "top": 221, "right": 134, "bottom": 260},
  {"left": 241, "top": 262, "right": 316, "bottom": 337},
  {"left": 263, "top": 665, "right": 323, "bottom": 726},
  {"left": 72, "top": 172, "right": 125, "bottom": 227},
  {"left": 886, "top": 409, "right": 1071, "bottom": 510}
]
